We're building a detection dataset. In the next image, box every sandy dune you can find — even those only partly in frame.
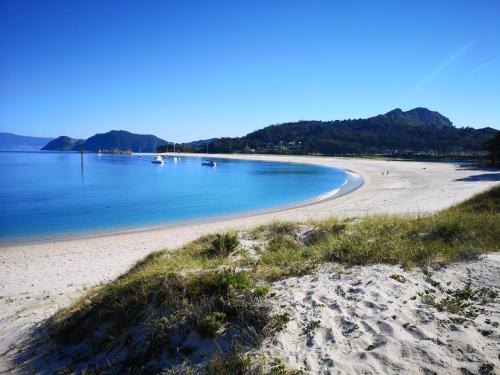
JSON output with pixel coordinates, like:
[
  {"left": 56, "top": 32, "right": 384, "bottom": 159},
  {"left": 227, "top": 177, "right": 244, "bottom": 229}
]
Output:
[
  {"left": 0, "top": 155, "right": 498, "bottom": 372},
  {"left": 265, "top": 254, "right": 500, "bottom": 374}
]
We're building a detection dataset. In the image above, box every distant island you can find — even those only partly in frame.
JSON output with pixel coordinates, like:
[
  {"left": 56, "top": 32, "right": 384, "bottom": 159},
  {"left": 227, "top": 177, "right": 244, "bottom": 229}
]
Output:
[
  {"left": 42, "top": 130, "right": 169, "bottom": 153},
  {"left": 0, "top": 133, "right": 54, "bottom": 151},
  {"left": 41, "top": 136, "right": 85, "bottom": 151}
]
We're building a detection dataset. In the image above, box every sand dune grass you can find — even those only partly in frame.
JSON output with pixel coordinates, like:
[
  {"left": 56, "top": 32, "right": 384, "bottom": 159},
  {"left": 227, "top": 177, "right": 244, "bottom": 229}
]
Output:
[
  {"left": 23, "top": 186, "right": 499, "bottom": 374},
  {"left": 254, "top": 186, "right": 499, "bottom": 279},
  {"left": 41, "top": 233, "right": 273, "bottom": 374}
]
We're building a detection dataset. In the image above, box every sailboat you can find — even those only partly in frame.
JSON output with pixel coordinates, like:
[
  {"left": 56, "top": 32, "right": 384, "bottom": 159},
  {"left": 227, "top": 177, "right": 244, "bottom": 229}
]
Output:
[
  {"left": 173, "top": 143, "right": 179, "bottom": 161},
  {"left": 138, "top": 147, "right": 142, "bottom": 157},
  {"left": 151, "top": 155, "right": 164, "bottom": 164},
  {"left": 151, "top": 139, "right": 164, "bottom": 164},
  {"left": 201, "top": 143, "right": 216, "bottom": 166}
]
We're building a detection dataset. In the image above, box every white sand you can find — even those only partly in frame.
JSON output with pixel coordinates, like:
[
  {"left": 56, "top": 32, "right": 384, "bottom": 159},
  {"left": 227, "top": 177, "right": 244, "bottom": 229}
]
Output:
[
  {"left": 0, "top": 155, "right": 498, "bottom": 372},
  {"left": 264, "top": 254, "right": 500, "bottom": 374}
]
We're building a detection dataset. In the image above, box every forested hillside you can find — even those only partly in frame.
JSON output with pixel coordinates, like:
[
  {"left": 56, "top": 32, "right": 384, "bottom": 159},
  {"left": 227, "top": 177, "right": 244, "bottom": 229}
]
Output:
[{"left": 172, "top": 108, "right": 497, "bottom": 158}]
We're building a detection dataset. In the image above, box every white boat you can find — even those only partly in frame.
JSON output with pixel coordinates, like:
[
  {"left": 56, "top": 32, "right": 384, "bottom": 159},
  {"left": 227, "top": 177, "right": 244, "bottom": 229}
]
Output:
[
  {"left": 173, "top": 143, "right": 179, "bottom": 161},
  {"left": 201, "top": 143, "right": 215, "bottom": 166},
  {"left": 150, "top": 139, "right": 164, "bottom": 164},
  {"left": 202, "top": 159, "right": 216, "bottom": 166},
  {"left": 151, "top": 139, "right": 164, "bottom": 164},
  {"left": 151, "top": 155, "right": 164, "bottom": 164}
]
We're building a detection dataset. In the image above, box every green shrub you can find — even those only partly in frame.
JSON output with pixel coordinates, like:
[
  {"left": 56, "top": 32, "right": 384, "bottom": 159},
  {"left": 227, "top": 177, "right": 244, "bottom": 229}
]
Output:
[
  {"left": 390, "top": 274, "right": 406, "bottom": 283},
  {"left": 206, "top": 348, "right": 254, "bottom": 375},
  {"left": 479, "top": 362, "right": 495, "bottom": 375},
  {"left": 304, "top": 222, "right": 346, "bottom": 245},
  {"left": 199, "top": 312, "right": 226, "bottom": 337},
  {"left": 420, "top": 274, "right": 499, "bottom": 319},
  {"left": 208, "top": 233, "right": 240, "bottom": 257},
  {"left": 268, "top": 222, "right": 299, "bottom": 237}
]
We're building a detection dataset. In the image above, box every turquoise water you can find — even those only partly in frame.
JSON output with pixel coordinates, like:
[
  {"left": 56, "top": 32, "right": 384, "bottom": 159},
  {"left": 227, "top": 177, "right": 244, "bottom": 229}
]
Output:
[{"left": 0, "top": 151, "right": 347, "bottom": 241}]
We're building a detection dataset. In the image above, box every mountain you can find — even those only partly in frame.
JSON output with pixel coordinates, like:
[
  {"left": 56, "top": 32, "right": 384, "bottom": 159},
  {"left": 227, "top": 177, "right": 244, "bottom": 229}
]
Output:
[
  {"left": 73, "top": 130, "right": 168, "bottom": 152},
  {"left": 41, "top": 136, "right": 85, "bottom": 151},
  {"left": 0, "top": 132, "right": 54, "bottom": 151},
  {"left": 42, "top": 130, "right": 169, "bottom": 152},
  {"left": 185, "top": 138, "right": 217, "bottom": 147},
  {"left": 377, "top": 107, "right": 453, "bottom": 128},
  {"left": 180, "top": 108, "right": 498, "bottom": 156}
]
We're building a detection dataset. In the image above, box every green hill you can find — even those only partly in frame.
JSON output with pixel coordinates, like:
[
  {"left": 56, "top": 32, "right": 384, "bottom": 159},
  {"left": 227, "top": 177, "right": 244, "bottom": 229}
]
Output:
[
  {"left": 41, "top": 136, "right": 85, "bottom": 151},
  {"left": 179, "top": 108, "right": 498, "bottom": 157},
  {"left": 42, "top": 130, "right": 169, "bottom": 152}
]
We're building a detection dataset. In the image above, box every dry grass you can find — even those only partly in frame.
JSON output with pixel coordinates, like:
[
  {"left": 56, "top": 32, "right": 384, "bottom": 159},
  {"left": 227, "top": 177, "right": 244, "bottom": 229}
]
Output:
[
  {"left": 254, "top": 186, "right": 499, "bottom": 279},
  {"left": 40, "top": 232, "right": 270, "bottom": 374}
]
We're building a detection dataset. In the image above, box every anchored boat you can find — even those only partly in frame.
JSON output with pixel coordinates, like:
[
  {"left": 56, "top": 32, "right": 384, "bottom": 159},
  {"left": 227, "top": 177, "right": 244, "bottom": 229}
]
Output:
[
  {"left": 201, "top": 143, "right": 216, "bottom": 166},
  {"left": 202, "top": 159, "right": 216, "bottom": 166},
  {"left": 151, "top": 155, "right": 164, "bottom": 164}
]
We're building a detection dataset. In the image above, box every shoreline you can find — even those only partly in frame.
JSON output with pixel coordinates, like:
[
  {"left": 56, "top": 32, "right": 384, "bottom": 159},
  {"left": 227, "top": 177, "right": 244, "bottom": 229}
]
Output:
[
  {"left": 0, "top": 164, "right": 363, "bottom": 247},
  {"left": 0, "top": 154, "right": 499, "bottom": 372}
]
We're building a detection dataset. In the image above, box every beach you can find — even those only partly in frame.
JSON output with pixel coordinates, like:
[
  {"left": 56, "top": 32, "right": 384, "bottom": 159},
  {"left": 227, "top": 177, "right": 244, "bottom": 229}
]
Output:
[
  {"left": 0, "top": 155, "right": 499, "bottom": 372},
  {"left": 265, "top": 253, "right": 500, "bottom": 374}
]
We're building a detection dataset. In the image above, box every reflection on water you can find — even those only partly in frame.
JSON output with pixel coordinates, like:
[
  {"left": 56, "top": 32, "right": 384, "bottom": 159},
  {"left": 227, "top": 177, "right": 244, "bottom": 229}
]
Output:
[{"left": 80, "top": 152, "right": 85, "bottom": 185}]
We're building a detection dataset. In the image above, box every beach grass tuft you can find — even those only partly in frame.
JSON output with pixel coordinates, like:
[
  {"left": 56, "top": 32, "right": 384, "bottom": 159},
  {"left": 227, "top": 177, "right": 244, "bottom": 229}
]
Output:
[{"left": 207, "top": 232, "right": 240, "bottom": 257}]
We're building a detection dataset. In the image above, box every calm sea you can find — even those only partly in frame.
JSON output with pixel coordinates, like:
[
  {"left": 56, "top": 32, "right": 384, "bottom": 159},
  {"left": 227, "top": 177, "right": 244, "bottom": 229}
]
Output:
[{"left": 0, "top": 151, "right": 347, "bottom": 241}]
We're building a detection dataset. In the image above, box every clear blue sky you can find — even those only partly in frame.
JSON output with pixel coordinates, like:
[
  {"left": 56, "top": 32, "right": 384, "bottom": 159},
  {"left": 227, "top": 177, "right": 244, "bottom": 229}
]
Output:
[{"left": 1, "top": 0, "right": 499, "bottom": 142}]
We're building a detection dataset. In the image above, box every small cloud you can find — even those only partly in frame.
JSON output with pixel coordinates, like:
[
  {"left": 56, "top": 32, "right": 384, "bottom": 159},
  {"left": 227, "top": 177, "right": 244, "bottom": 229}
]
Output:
[{"left": 469, "top": 57, "right": 497, "bottom": 75}]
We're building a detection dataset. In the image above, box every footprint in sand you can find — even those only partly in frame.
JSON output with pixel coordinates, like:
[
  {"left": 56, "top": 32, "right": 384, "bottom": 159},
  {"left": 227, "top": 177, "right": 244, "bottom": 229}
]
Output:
[
  {"left": 377, "top": 320, "right": 394, "bottom": 335},
  {"left": 364, "top": 300, "right": 378, "bottom": 309},
  {"left": 340, "top": 317, "right": 361, "bottom": 337},
  {"left": 360, "top": 320, "right": 377, "bottom": 334}
]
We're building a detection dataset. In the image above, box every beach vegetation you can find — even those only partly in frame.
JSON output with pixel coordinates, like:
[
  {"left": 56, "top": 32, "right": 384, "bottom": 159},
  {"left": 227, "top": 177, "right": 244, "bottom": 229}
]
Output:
[
  {"left": 204, "top": 348, "right": 255, "bottom": 374},
  {"left": 207, "top": 232, "right": 240, "bottom": 257},
  {"left": 199, "top": 312, "right": 227, "bottom": 337},
  {"left": 248, "top": 186, "right": 499, "bottom": 283},
  {"left": 390, "top": 274, "right": 407, "bottom": 283},
  {"left": 264, "top": 312, "right": 291, "bottom": 335},
  {"left": 419, "top": 272, "right": 498, "bottom": 320},
  {"left": 484, "top": 130, "right": 500, "bottom": 165},
  {"left": 25, "top": 186, "right": 500, "bottom": 373},
  {"left": 479, "top": 362, "right": 496, "bottom": 375},
  {"left": 267, "top": 357, "right": 304, "bottom": 375},
  {"left": 46, "top": 266, "right": 271, "bottom": 373},
  {"left": 304, "top": 320, "right": 321, "bottom": 333}
]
